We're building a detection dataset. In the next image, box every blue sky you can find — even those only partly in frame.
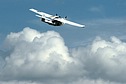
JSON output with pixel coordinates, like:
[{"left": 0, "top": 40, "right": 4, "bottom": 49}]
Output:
[
  {"left": 0, "top": 0, "right": 126, "bottom": 47},
  {"left": 0, "top": 0, "right": 126, "bottom": 84}
]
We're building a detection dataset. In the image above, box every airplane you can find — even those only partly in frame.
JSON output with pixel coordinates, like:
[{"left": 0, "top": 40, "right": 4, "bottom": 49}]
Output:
[{"left": 29, "top": 8, "right": 85, "bottom": 28}]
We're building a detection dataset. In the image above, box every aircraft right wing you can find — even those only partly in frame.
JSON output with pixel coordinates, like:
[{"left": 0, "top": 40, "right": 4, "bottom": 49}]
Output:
[
  {"left": 55, "top": 18, "right": 85, "bottom": 28},
  {"left": 29, "top": 8, "right": 53, "bottom": 18}
]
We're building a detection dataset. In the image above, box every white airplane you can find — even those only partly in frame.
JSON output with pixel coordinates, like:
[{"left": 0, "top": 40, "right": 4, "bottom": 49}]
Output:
[{"left": 29, "top": 8, "right": 85, "bottom": 28}]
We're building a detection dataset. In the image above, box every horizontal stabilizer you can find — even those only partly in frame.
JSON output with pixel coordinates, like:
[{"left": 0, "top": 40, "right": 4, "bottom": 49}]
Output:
[{"left": 35, "top": 15, "right": 41, "bottom": 18}]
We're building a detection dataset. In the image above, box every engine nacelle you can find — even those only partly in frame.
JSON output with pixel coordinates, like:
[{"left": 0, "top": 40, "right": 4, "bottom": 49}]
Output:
[
  {"left": 41, "top": 18, "right": 45, "bottom": 22},
  {"left": 52, "top": 20, "right": 63, "bottom": 26},
  {"left": 41, "top": 17, "right": 63, "bottom": 26}
]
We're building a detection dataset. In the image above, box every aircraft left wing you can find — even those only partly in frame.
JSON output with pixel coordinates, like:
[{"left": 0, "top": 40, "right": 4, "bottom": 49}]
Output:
[
  {"left": 55, "top": 18, "right": 85, "bottom": 28},
  {"left": 29, "top": 8, "right": 53, "bottom": 18}
]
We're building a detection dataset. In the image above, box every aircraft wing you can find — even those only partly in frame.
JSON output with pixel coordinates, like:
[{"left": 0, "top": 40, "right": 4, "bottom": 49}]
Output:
[
  {"left": 55, "top": 18, "right": 85, "bottom": 28},
  {"left": 29, "top": 8, "right": 53, "bottom": 18}
]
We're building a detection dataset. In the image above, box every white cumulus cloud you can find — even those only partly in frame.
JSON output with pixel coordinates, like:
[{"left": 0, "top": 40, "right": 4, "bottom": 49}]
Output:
[
  {"left": 0, "top": 27, "right": 83, "bottom": 81},
  {"left": 0, "top": 27, "right": 126, "bottom": 84},
  {"left": 71, "top": 36, "right": 126, "bottom": 83}
]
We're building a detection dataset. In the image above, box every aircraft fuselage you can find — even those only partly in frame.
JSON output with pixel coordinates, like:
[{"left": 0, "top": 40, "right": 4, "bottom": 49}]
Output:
[{"left": 41, "top": 18, "right": 63, "bottom": 26}]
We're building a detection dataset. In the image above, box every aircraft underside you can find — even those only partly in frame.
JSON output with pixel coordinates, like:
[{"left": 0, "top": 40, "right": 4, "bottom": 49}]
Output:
[{"left": 41, "top": 18, "right": 63, "bottom": 26}]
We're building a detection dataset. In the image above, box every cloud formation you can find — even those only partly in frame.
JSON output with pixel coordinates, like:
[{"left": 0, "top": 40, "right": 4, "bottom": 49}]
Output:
[
  {"left": 0, "top": 27, "right": 126, "bottom": 84},
  {"left": 71, "top": 36, "right": 126, "bottom": 83},
  {"left": 0, "top": 28, "right": 82, "bottom": 81}
]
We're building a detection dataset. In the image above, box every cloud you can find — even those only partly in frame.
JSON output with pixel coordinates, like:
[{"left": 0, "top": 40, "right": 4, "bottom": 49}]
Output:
[
  {"left": 0, "top": 27, "right": 83, "bottom": 82},
  {"left": 89, "top": 7, "right": 102, "bottom": 12},
  {"left": 0, "top": 79, "right": 122, "bottom": 84},
  {"left": 86, "top": 18, "right": 126, "bottom": 27},
  {"left": 0, "top": 27, "right": 126, "bottom": 84},
  {"left": 89, "top": 6, "right": 105, "bottom": 18},
  {"left": 71, "top": 36, "right": 126, "bottom": 83}
]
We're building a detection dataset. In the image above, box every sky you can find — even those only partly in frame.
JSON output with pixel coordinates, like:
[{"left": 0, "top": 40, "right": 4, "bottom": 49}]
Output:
[{"left": 0, "top": 0, "right": 126, "bottom": 84}]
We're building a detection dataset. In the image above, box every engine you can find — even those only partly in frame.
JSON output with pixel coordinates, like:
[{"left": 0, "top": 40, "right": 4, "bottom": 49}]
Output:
[
  {"left": 41, "top": 18, "right": 63, "bottom": 26},
  {"left": 52, "top": 20, "right": 63, "bottom": 26},
  {"left": 41, "top": 18, "right": 45, "bottom": 22}
]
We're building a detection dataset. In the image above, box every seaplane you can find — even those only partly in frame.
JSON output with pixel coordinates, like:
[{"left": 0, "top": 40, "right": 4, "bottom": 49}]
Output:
[{"left": 29, "top": 8, "right": 85, "bottom": 28}]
